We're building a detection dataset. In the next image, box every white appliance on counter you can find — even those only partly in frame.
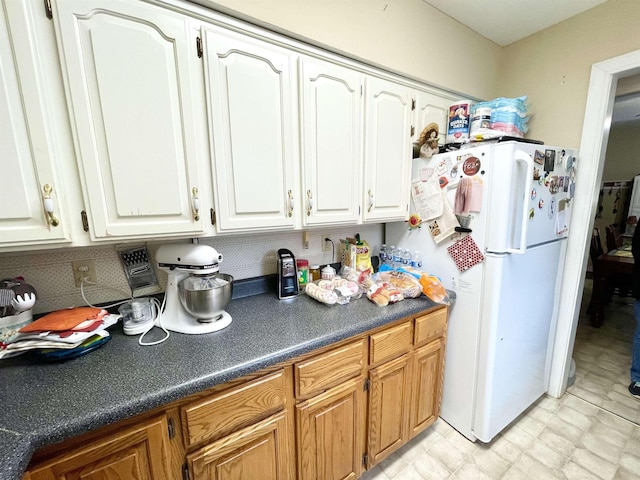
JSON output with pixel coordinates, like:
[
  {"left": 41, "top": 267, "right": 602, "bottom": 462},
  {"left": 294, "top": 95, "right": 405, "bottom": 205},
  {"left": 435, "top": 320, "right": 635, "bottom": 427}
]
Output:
[{"left": 386, "top": 139, "right": 577, "bottom": 442}]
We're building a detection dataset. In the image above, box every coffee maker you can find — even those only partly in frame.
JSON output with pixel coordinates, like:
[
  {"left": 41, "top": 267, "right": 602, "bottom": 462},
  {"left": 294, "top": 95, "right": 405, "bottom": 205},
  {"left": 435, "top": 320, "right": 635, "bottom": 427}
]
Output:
[{"left": 277, "top": 248, "right": 299, "bottom": 299}]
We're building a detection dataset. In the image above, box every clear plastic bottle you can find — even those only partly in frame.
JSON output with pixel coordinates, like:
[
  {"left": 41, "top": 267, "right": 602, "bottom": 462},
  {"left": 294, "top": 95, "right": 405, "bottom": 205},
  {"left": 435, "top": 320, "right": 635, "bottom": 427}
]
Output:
[
  {"left": 401, "top": 249, "right": 412, "bottom": 268},
  {"left": 391, "top": 246, "right": 401, "bottom": 268},
  {"left": 411, "top": 250, "right": 423, "bottom": 269},
  {"left": 379, "top": 244, "right": 387, "bottom": 265}
]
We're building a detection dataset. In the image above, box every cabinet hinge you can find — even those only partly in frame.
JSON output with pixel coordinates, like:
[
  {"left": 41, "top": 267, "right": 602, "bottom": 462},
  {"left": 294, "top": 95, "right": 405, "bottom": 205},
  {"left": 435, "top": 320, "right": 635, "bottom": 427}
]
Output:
[
  {"left": 411, "top": 98, "right": 416, "bottom": 111},
  {"left": 182, "top": 464, "right": 190, "bottom": 480},
  {"left": 360, "top": 85, "right": 363, "bottom": 96},
  {"left": 210, "top": 208, "right": 216, "bottom": 226},
  {"left": 196, "top": 36, "right": 203, "bottom": 58},
  {"left": 362, "top": 453, "right": 368, "bottom": 467},
  {"left": 43, "top": 0, "right": 52, "bottom": 19},
  {"left": 363, "top": 378, "right": 370, "bottom": 391},
  {"left": 411, "top": 125, "right": 415, "bottom": 137},
  {"left": 167, "top": 417, "right": 175, "bottom": 439},
  {"left": 80, "top": 210, "right": 89, "bottom": 232}
]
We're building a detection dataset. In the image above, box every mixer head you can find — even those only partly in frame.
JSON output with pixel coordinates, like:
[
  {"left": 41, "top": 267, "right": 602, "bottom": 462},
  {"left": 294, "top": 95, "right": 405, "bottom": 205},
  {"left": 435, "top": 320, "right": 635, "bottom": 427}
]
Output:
[{"left": 156, "top": 243, "right": 222, "bottom": 275}]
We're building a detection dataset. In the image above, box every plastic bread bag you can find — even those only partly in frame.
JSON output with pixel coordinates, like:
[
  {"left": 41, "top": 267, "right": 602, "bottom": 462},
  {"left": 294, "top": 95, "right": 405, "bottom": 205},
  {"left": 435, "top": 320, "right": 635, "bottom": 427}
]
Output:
[
  {"left": 376, "top": 271, "right": 422, "bottom": 298},
  {"left": 306, "top": 278, "right": 361, "bottom": 305},
  {"left": 341, "top": 265, "right": 374, "bottom": 291},
  {"left": 418, "top": 274, "right": 451, "bottom": 305},
  {"left": 366, "top": 282, "right": 404, "bottom": 307}
]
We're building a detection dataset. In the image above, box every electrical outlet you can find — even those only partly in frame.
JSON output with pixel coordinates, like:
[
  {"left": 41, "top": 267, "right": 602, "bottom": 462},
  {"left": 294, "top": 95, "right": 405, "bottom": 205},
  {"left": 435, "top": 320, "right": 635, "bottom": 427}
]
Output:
[
  {"left": 322, "top": 235, "right": 331, "bottom": 252},
  {"left": 72, "top": 259, "right": 97, "bottom": 287}
]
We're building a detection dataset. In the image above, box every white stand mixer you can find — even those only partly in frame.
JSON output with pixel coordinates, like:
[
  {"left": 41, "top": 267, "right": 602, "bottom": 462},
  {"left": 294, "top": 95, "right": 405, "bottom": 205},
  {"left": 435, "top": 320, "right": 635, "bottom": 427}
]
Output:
[{"left": 156, "top": 244, "right": 233, "bottom": 334}]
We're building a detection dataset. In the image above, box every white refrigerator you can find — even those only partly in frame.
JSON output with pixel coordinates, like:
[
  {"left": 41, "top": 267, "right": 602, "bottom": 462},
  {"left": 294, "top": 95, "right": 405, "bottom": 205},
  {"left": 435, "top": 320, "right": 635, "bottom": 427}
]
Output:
[{"left": 385, "top": 139, "right": 577, "bottom": 442}]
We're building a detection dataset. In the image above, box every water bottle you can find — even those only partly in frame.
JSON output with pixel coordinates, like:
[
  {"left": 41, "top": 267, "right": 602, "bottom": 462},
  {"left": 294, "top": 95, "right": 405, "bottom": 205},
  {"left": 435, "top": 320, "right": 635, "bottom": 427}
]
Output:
[
  {"left": 379, "top": 244, "right": 387, "bottom": 264},
  {"left": 401, "top": 249, "right": 412, "bottom": 268},
  {"left": 411, "top": 250, "right": 423, "bottom": 269},
  {"left": 391, "top": 245, "right": 401, "bottom": 268}
]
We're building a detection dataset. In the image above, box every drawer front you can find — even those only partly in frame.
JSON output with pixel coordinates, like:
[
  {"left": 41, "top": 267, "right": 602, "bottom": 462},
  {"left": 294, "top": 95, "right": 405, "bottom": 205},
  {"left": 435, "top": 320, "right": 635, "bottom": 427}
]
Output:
[
  {"left": 369, "top": 321, "right": 412, "bottom": 365},
  {"left": 182, "top": 369, "right": 287, "bottom": 447},
  {"left": 414, "top": 308, "right": 447, "bottom": 346},
  {"left": 295, "top": 339, "right": 366, "bottom": 398}
]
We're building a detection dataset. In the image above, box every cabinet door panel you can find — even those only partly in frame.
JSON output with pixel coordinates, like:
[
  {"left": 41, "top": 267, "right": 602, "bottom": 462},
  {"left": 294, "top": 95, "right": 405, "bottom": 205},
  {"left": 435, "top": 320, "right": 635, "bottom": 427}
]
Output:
[
  {"left": 53, "top": 0, "right": 203, "bottom": 238},
  {"left": 188, "top": 411, "right": 293, "bottom": 480},
  {"left": 28, "top": 415, "right": 171, "bottom": 480},
  {"left": 300, "top": 57, "right": 363, "bottom": 225},
  {"left": 204, "top": 26, "right": 296, "bottom": 232},
  {"left": 413, "top": 90, "right": 452, "bottom": 149},
  {"left": 410, "top": 338, "right": 445, "bottom": 438},
  {"left": 368, "top": 354, "right": 411, "bottom": 466},
  {"left": 0, "top": 3, "right": 70, "bottom": 246},
  {"left": 363, "top": 76, "right": 412, "bottom": 222},
  {"left": 296, "top": 377, "right": 365, "bottom": 480}
]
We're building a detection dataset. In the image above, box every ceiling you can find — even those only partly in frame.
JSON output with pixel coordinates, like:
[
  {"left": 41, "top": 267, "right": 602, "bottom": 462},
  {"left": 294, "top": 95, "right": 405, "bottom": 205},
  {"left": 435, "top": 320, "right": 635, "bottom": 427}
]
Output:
[{"left": 422, "top": 0, "right": 608, "bottom": 47}]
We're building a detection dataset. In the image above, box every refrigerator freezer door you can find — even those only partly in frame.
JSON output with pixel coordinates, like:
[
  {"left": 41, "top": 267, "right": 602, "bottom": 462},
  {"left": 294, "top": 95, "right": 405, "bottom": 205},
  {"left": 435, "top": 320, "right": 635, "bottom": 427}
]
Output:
[{"left": 472, "top": 239, "right": 564, "bottom": 442}]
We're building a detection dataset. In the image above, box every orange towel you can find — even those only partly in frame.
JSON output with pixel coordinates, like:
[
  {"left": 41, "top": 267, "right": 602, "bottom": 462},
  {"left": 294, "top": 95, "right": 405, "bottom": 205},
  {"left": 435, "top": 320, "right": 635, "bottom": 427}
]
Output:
[{"left": 19, "top": 307, "right": 107, "bottom": 333}]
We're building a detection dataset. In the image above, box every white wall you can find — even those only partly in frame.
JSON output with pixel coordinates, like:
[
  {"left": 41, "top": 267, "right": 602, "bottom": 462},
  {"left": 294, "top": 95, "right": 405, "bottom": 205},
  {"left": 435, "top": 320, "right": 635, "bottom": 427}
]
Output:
[
  {"left": 499, "top": 0, "right": 640, "bottom": 148},
  {"left": 193, "top": 0, "right": 503, "bottom": 100}
]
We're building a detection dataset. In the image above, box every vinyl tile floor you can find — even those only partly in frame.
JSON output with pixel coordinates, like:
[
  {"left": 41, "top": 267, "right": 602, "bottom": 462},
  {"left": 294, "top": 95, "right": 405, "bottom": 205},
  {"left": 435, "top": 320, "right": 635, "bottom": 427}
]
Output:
[{"left": 360, "top": 281, "right": 640, "bottom": 480}]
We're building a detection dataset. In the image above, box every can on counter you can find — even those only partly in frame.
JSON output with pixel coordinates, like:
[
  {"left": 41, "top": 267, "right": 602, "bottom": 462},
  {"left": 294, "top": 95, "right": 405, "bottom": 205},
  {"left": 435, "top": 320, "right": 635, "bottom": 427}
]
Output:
[
  {"left": 446, "top": 101, "right": 473, "bottom": 144},
  {"left": 296, "top": 259, "right": 309, "bottom": 287}
]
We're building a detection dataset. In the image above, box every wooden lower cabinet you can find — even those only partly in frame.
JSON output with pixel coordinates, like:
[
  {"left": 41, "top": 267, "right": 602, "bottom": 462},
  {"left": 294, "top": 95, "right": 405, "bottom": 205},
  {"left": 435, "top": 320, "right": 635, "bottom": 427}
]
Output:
[
  {"left": 409, "top": 338, "right": 445, "bottom": 438},
  {"left": 27, "top": 415, "right": 171, "bottom": 480},
  {"left": 187, "top": 410, "right": 294, "bottom": 480},
  {"left": 296, "top": 377, "right": 366, "bottom": 480},
  {"left": 367, "top": 354, "right": 411, "bottom": 465},
  {"left": 24, "top": 307, "right": 448, "bottom": 480}
]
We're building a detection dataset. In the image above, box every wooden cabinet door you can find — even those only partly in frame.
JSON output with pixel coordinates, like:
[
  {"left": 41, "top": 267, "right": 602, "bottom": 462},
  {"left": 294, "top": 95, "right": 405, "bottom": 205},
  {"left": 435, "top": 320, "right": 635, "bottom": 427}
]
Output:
[
  {"left": 367, "top": 354, "right": 411, "bottom": 467},
  {"left": 409, "top": 338, "right": 445, "bottom": 438},
  {"left": 28, "top": 415, "right": 171, "bottom": 480},
  {"left": 413, "top": 89, "right": 453, "bottom": 151},
  {"left": 0, "top": 3, "right": 70, "bottom": 247},
  {"left": 203, "top": 25, "right": 298, "bottom": 232},
  {"left": 51, "top": 0, "right": 204, "bottom": 239},
  {"left": 187, "top": 410, "right": 294, "bottom": 480},
  {"left": 299, "top": 57, "right": 363, "bottom": 226},
  {"left": 296, "top": 377, "right": 366, "bottom": 480},
  {"left": 362, "top": 76, "right": 412, "bottom": 222}
]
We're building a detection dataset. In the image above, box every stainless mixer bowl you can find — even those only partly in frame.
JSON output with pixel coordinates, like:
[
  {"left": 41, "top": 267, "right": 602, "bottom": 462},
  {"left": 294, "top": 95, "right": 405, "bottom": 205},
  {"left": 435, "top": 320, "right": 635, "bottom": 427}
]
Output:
[{"left": 177, "top": 273, "right": 233, "bottom": 321}]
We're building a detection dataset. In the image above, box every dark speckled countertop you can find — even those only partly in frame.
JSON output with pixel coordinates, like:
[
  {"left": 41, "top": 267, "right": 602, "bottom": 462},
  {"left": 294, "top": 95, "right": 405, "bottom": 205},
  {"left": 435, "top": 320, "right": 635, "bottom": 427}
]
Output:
[{"left": 0, "top": 280, "right": 447, "bottom": 480}]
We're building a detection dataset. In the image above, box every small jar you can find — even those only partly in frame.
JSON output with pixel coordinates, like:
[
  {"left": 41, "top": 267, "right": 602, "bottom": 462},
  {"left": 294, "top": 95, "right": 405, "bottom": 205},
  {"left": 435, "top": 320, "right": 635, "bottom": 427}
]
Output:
[
  {"left": 296, "top": 259, "right": 309, "bottom": 287},
  {"left": 321, "top": 265, "right": 336, "bottom": 280},
  {"left": 309, "top": 265, "right": 321, "bottom": 282}
]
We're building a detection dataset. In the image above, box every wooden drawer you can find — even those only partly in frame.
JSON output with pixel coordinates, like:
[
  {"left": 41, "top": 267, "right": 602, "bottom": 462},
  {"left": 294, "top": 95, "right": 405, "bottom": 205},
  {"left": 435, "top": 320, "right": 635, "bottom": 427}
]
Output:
[
  {"left": 369, "top": 320, "right": 412, "bottom": 365},
  {"left": 414, "top": 308, "right": 447, "bottom": 347},
  {"left": 182, "top": 369, "right": 288, "bottom": 447},
  {"left": 295, "top": 339, "right": 366, "bottom": 398}
]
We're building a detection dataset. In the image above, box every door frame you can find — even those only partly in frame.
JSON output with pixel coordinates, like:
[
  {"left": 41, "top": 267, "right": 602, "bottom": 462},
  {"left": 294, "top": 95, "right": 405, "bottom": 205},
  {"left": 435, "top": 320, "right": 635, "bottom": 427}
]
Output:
[{"left": 548, "top": 49, "right": 640, "bottom": 396}]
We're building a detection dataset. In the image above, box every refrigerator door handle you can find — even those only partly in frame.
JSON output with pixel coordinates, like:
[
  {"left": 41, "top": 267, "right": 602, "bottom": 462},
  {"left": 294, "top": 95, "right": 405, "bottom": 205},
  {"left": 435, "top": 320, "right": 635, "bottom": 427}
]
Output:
[{"left": 507, "top": 150, "right": 534, "bottom": 254}]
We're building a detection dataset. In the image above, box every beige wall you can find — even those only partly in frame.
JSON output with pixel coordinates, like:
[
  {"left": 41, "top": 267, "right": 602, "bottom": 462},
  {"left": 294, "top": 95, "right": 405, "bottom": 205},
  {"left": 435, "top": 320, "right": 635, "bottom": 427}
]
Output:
[
  {"left": 196, "top": 0, "right": 502, "bottom": 100},
  {"left": 500, "top": 0, "right": 640, "bottom": 148},
  {"left": 603, "top": 121, "right": 640, "bottom": 181}
]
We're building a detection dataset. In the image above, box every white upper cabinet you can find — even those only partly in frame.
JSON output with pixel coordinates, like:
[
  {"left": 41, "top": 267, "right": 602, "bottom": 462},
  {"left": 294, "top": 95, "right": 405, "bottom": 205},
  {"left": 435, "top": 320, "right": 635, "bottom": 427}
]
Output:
[
  {"left": 363, "top": 76, "right": 413, "bottom": 222},
  {"left": 51, "top": 0, "right": 204, "bottom": 240},
  {"left": 413, "top": 89, "right": 453, "bottom": 153},
  {"left": 299, "top": 57, "right": 363, "bottom": 226},
  {"left": 203, "top": 25, "right": 298, "bottom": 233},
  {"left": 0, "top": 2, "right": 70, "bottom": 248}
]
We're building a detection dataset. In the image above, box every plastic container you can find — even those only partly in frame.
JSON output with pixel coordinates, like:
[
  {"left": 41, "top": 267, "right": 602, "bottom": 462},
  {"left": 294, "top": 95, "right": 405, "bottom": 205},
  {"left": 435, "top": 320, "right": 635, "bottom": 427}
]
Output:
[{"left": 296, "top": 259, "right": 309, "bottom": 287}]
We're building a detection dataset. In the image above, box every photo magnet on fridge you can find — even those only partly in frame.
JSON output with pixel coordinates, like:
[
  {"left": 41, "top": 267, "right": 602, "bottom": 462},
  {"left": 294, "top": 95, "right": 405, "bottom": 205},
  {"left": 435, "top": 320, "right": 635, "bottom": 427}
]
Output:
[
  {"left": 544, "top": 149, "right": 556, "bottom": 171},
  {"left": 534, "top": 150, "right": 545, "bottom": 165}
]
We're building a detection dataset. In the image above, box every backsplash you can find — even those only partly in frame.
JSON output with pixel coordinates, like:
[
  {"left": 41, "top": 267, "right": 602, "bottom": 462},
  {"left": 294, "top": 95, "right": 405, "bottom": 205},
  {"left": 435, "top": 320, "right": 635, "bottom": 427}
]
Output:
[{"left": 0, "top": 225, "right": 383, "bottom": 314}]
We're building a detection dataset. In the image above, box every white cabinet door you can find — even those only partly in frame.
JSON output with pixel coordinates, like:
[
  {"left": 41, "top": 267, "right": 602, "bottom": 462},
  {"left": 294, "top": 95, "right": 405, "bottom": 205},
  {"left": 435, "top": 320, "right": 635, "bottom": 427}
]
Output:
[
  {"left": 299, "top": 57, "right": 363, "bottom": 226},
  {"left": 413, "top": 89, "right": 453, "bottom": 153},
  {"left": 0, "top": 2, "right": 70, "bottom": 247},
  {"left": 203, "top": 26, "right": 298, "bottom": 232},
  {"left": 363, "top": 76, "right": 412, "bottom": 222},
  {"left": 52, "top": 0, "right": 204, "bottom": 240}
]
